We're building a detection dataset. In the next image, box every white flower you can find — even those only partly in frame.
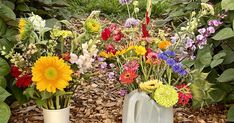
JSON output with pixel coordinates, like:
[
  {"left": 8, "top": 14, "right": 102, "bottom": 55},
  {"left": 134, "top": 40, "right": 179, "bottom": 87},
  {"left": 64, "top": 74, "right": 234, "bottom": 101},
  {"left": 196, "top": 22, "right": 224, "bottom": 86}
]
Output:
[
  {"left": 77, "top": 54, "right": 94, "bottom": 73},
  {"left": 28, "top": 13, "right": 46, "bottom": 32},
  {"left": 70, "top": 53, "right": 78, "bottom": 64}
]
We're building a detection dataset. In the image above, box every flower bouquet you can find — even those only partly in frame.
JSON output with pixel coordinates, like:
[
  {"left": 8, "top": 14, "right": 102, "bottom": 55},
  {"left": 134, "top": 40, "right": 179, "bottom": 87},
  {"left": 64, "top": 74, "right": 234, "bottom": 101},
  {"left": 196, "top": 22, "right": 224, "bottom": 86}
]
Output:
[
  {"left": 2, "top": 12, "right": 101, "bottom": 123},
  {"left": 98, "top": 1, "right": 216, "bottom": 123}
]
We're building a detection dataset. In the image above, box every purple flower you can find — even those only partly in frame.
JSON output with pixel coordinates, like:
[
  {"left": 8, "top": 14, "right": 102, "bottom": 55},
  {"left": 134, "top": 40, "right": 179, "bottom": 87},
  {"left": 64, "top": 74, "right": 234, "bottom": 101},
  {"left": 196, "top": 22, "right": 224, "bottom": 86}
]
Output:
[
  {"left": 100, "top": 62, "right": 107, "bottom": 69},
  {"left": 124, "top": 18, "right": 139, "bottom": 28},
  {"left": 178, "top": 69, "right": 187, "bottom": 76},
  {"left": 170, "top": 36, "right": 177, "bottom": 43},
  {"left": 109, "top": 63, "right": 115, "bottom": 68},
  {"left": 164, "top": 50, "right": 176, "bottom": 57},
  {"left": 158, "top": 53, "right": 168, "bottom": 60},
  {"left": 207, "top": 26, "right": 215, "bottom": 34},
  {"left": 196, "top": 35, "right": 205, "bottom": 41},
  {"left": 185, "top": 38, "right": 194, "bottom": 48},
  {"left": 119, "top": 89, "right": 127, "bottom": 96},
  {"left": 108, "top": 72, "right": 115, "bottom": 79},
  {"left": 97, "top": 57, "right": 105, "bottom": 62},
  {"left": 172, "top": 63, "right": 183, "bottom": 73},
  {"left": 119, "top": 0, "right": 132, "bottom": 5},
  {"left": 208, "top": 20, "right": 222, "bottom": 27},
  {"left": 166, "top": 58, "right": 176, "bottom": 66},
  {"left": 198, "top": 28, "right": 206, "bottom": 35}
]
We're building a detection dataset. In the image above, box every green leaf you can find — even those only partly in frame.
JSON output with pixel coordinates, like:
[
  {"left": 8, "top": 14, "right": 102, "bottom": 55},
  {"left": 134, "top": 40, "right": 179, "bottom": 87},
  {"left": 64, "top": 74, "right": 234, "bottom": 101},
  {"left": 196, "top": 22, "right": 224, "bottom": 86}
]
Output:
[
  {"left": 16, "top": 3, "right": 30, "bottom": 12},
  {"left": 0, "top": 18, "right": 7, "bottom": 36},
  {"left": 210, "top": 59, "right": 224, "bottom": 68},
  {"left": 11, "top": 86, "right": 28, "bottom": 104},
  {"left": 0, "top": 86, "right": 11, "bottom": 102},
  {"left": 41, "top": 91, "right": 53, "bottom": 100},
  {"left": 0, "top": 76, "right": 7, "bottom": 89},
  {"left": 196, "top": 45, "right": 212, "bottom": 66},
  {"left": 2, "top": 1, "right": 15, "bottom": 10},
  {"left": 221, "top": 0, "right": 234, "bottom": 10},
  {"left": 209, "top": 88, "right": 226, "bottom": 102},
  {"left": 217, "top": 68, "right": 234, "bottom": 82},
  {"left": 0, "top": 4, "right": 16, "bottom": 20},
  {"left": 213, "top": 52, "right": 226, "bottom": 60},
  {"left": 0, "top": 58, "right": 10, "bottom": 76},
  {"left": 233, "top": 19, "right": 234, "bottom": 30},
  {"left": 228, "top": 105, "right": 234, "bottom": 122},
  {"left": 24, "top": 87, "right": 35, "bottom": 99},
  {"left": 0, "top": 102, "right": 11, "bottom": 123},
  {"left": 212, "top": 28, "right": 234, "bottom": 40},
  {"left": 0, "top": 38, "right": 14, "bottom": 52},
  {"left": 35, "top": 99, "right": 46, "bottom": 107}
]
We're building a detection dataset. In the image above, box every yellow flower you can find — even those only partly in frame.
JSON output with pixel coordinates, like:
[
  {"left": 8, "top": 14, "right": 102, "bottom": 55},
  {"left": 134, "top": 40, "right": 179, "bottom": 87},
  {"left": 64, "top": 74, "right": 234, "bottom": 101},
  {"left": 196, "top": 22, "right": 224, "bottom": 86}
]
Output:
[
  {"left": 139, "top": 80, "right": 163, "bottom": 93},
  {"left": 18, "top": 18, "right": 31, "bottom": 40},
  {"left": 85, "top": 19, "right": 101, "bottom": 33},
  {"left": 32, "top": 56, "right": 73, "bottom": 93},
  {"left": 126, "top": 45, "right": 135, "bottom": 52},
  {"left": 158, "top": 41, "right": 172, "bottom": 50},
  {"left": 98, "top": 51, "right": 115, "bottom": 58},
  {"left": 134, "top": 46, "right": 146, "bottom": 55}
]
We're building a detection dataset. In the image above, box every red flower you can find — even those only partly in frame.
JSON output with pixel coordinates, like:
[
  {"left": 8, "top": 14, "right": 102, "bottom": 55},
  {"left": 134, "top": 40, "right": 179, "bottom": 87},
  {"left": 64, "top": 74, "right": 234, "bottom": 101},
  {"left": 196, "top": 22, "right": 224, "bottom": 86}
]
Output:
[
  {"left": 146, "top": 11, "right": 150, "bottom": 25},
  {"left": 176, "top": 84, "right": 193, "bottom": 106},
  {"left": 16, "top": 74, "right": 32, "bottom": 88},
  {"left": 101, "top": 28, "right": 111, "bottom": 41},
  {"left": 123, "top": 60, "right": 139, "bottom": 71},
  {"left": 10, "top": 65, "right": 21, "bottom": 78},
  {"left": 109, "top": 23, "right": 117, "bottom": 31},
  {"left": 119, "top": 70, "right": 138, "bottom": 84},
  {"left": 105, "top": 44, "right": 117, "bottom": 54},
  {"left": 113, "top": 29, "right": 123, "bottom": 42},
  {"left": 62, "top": 52, "right": 71, "bottom": 61},
  {"left": 142, "top": 23, "right": 150, "bottom": 38},
  {"left": 145, "top": 48, "right": 152, "bottom": 58}
]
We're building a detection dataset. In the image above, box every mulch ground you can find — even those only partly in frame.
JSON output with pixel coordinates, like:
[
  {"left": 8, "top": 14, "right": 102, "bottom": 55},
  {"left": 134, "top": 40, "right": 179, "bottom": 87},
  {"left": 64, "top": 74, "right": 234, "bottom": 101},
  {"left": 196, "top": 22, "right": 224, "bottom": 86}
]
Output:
[{"left": 9, "top": 67, "right": 228, "bottom": 123}]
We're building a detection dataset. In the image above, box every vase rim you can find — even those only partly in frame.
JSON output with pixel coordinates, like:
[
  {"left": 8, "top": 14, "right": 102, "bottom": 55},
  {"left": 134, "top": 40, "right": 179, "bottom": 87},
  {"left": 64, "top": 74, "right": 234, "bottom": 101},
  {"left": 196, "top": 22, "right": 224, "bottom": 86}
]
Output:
[{"left": 42, "top": 106, "right": 70, "bottom": 111}]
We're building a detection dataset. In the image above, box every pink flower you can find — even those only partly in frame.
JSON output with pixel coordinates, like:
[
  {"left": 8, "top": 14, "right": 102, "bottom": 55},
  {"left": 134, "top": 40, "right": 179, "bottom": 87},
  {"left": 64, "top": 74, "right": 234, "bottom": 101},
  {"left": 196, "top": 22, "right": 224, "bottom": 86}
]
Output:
[
  {"left": 123, "top": 60, "right": 139, "bottom": 71},
  {"left": 105, "top": 44, "right": 117, "bottom": 54},
  {"left": 113, "top": 29, "right": 123, "bottom": 42}
]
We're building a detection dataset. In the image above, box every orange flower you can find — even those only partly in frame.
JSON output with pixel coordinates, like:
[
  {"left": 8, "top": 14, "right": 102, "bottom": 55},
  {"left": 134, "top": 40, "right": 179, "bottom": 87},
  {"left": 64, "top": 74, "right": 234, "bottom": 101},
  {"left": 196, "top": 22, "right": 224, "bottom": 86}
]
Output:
[
  {"left": 158, "top": 41, "right": 172, "bottom": 50},
  {"left": 119, "top": 70, "right": 138, "bottom": 84}
]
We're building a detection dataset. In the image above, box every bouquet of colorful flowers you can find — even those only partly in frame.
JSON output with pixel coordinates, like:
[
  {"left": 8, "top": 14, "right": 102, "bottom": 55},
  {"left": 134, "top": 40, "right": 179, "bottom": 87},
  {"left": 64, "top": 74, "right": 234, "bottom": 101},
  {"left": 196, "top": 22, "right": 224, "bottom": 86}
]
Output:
[
  {"left": 2, "top": 12, "right": 101, "bottom": 110},
  {"left": 98, "top": 1, "right": 216, "bottom": 108}
]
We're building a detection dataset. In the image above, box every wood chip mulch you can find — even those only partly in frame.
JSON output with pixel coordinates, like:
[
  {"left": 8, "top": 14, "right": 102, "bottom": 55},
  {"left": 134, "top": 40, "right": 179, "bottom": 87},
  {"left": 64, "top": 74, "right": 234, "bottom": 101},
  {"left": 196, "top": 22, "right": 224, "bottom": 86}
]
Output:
[{"left": 9, "top": 68, "right": 228, "bottom": 123}]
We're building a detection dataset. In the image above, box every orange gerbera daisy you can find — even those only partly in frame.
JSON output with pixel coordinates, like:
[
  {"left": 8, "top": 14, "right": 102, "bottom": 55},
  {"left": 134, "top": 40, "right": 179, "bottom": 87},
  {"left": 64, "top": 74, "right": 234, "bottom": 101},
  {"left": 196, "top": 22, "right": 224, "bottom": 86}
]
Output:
[{"left": 119, "top": 70, "right": 138, "bottom": 84}]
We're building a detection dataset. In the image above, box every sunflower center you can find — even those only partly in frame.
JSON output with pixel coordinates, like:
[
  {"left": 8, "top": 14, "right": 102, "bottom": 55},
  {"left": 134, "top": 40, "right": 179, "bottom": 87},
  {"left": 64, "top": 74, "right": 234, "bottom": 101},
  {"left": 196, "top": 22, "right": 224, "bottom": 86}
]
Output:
[{"left": 44, "top": 67, "right": 58, "bottom": 80}]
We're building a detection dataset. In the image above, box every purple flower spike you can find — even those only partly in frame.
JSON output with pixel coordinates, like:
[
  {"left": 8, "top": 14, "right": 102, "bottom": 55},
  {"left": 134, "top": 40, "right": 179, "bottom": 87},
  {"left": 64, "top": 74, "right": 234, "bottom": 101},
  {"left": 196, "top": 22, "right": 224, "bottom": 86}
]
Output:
[
  {"left": 124, "top": 18, "right": 139, "bottom": 28},
  {"left": 207, "top": 26, "right": 215, "bottom": 34},
  {"left": 119, "top": 0, "right": 132, "bottom": 5},
  {"left": 185, "top": 38, "right": 194, "bottom": 49},
  {"left": 108, "top": 72, "right": 115, "bottom": 79},
  {"left": 198, "top": 28, "right": 206, "bottom": 35},
  {"left": 208, "top": 20, "right": 222, "bottom": 27}
]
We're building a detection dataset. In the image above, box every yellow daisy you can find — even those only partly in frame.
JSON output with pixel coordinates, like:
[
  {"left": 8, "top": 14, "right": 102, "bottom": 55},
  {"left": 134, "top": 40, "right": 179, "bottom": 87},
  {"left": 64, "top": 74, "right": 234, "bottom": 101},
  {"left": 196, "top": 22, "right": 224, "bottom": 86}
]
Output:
[
  {"left": 18, "top": 18, "right": 28, "bottom": 40},
  {"left": 134, "top": 46, "right": 147, "bottom": 56},
  {"left": 98, "top": 51, "right": 115, "bottom": 58},
  {"left": 32, "top": 56, "right": 73, "bottom": 93}
]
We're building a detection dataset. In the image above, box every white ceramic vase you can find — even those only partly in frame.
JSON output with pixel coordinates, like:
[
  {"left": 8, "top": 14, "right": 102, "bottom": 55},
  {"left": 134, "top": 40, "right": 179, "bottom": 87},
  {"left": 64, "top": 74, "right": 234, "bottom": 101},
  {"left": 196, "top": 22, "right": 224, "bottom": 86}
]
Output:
[
  {"left": 122, "top": 90, "right": 173, "bottom": 123},
  {"left": 43, "top": 107, "right": 70, "bottom": 123}
]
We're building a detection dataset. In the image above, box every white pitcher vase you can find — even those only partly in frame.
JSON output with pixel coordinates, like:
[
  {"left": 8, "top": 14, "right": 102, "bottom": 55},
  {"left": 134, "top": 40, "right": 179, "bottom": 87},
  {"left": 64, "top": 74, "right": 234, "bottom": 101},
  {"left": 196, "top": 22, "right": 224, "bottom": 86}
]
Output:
[
  {"left": 122, "top": 90, "right": 173, "bottom": 123},
  {"left": 43, "top": 107, "right": 70, "bottom": 123}
]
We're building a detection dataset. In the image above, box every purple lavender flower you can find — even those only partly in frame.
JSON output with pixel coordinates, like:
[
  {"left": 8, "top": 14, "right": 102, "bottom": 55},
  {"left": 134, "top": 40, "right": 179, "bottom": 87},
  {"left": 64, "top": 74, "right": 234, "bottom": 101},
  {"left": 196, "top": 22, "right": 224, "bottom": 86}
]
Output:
[
  {"left": 158, "top": 53, "right": 168, "bottom": 60},
  {"left": 119, "top": 0, "right": 132, "bottom": 5},
  {"left": 207, "top": 26, "right": 215, "bottom": 34},
  {"left": 119, "top": 89, "right": 127, "bottom": 96},
  {"left": 164, "top": 50, "right": 176, "bottom": 57},
  {"left": 166, "top": 58, "right": 176, "bottom": 66},
  {"left": 208, "top": 20, "right": 222, "bottom": 27},
  {"left": 124, "top": 18, "right": 139, "bottom": 28},
  {"left": 178, "top": 69, "right": 187, "bottom": 76},
  {"left": 100, "top": 62, "right": 107, "bottom": 69},
  {"left": 172, "top": 63, "right": 183, "bottom": 73},
  {"left": 108, "top": 72, "right": 115, "bottom": 79}
]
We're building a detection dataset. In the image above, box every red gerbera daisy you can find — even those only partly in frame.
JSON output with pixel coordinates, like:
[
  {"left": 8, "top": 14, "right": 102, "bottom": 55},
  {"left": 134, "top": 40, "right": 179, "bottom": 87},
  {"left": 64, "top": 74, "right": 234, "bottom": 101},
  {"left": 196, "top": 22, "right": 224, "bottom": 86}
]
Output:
[
  {"left": 16, "top": 74, "right": 32, "bottom": 88},
  {"left": 101, "top": 28, "right": 111, "bottom": 41},
  {"left": 119, "top": 70, "right": 138, "bottom": 84},
  {"left": 10, "top": 65, "right": 21, "bottom": 78},
  {"left": 176, "top": 84, "right": 193, "bottom": 106}
]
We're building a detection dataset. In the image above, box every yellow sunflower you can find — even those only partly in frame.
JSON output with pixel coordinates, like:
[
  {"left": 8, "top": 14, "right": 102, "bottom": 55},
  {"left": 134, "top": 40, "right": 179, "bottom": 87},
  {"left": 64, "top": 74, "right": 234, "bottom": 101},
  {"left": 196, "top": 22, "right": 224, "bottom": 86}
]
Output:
[{"left": 32, "top": 56, "right": 73, "bottom": 93}]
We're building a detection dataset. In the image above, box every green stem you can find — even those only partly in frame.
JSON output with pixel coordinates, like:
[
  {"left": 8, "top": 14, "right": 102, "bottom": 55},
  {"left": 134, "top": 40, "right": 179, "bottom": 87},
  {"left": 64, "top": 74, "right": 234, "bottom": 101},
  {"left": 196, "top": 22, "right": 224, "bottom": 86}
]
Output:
[
  {"left": 56, "top": 95, "right": 60, "bottom": 109},
  {"left": 126, "top": 4, "right": 131, "bottom": 18},
  {"left": 61, "top": 38, "right": 64, "bottom": 54}
]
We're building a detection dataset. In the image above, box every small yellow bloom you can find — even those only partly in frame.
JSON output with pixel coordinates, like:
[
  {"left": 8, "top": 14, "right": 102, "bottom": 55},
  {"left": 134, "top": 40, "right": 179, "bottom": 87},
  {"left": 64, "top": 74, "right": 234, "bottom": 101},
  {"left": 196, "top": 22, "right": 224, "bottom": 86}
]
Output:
[
  {"left": 158, "top": 41, "right": 172, "bottom": 50},
  {"left": 85, "top": 19, "right": 101, "bottom": 33},
  {"left": 32, "top": 56, "right": 73, "bottom": 93},
  {"left": 139, "top": 80, "right": 163, "bottom": 93},
  {"left": 134, "top": 46, "right": 146, "bottom": 56},
  {"left": 98, "top": 51, "right": 115, "bottom": 58},
  {"left": 18, "top": 18, "right": 30, "bottom": 40}
]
